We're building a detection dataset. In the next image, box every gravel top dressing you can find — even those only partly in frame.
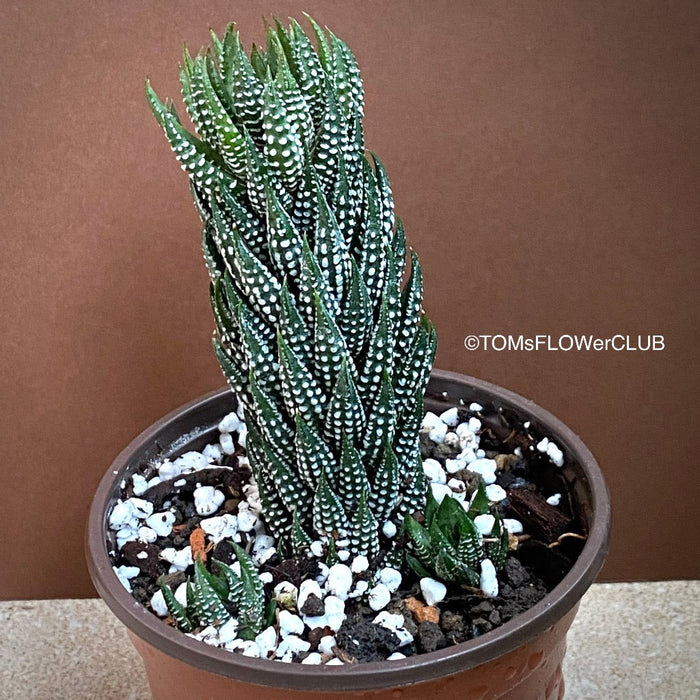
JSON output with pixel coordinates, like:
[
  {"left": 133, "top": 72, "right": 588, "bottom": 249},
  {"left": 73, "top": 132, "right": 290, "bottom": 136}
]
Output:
[{"left": 106, "top": 397, "right": 585, "bottom": 665}]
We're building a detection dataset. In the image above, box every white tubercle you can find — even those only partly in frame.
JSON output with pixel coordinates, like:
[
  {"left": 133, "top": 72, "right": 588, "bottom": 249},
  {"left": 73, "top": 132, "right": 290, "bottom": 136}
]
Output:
[
  {"left": 546, "top": 493, "right": 562, "bottom": 506},
  {"left": 420, "top": 577, "right": 447, "bottom": 606},
  {"left": 368, "top": 583, "right": 391, "bottom": 611},
  {"left": 439, "top": 407, "right": 459, "bottom": 426},
  {"left": 480, "top": 558, "right": 499, "bottom": 597}
]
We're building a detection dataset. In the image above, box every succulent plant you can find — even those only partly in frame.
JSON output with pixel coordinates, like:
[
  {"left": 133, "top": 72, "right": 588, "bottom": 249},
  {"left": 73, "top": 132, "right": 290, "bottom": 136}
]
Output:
[
  {"left": 405, "top": 487, "right": 510, "bottom": 585},
  {"left": 146, "top": 17, "right": 435, "bottom": 564},
  {"left": 161, "top": 544, "right": 268, "bottom": 639}
]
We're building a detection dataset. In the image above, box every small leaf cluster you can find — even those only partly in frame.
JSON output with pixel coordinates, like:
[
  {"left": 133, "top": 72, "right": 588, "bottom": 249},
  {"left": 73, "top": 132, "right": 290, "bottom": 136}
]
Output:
[
  {"left": 160, "top": 544, "right": 268, "bottom": 640},
  {"left": 147, "top": 17, "right": 436, "bottom": 563},
  {"left": 405, "top": 486, "right": 510, "bottom": 586}
]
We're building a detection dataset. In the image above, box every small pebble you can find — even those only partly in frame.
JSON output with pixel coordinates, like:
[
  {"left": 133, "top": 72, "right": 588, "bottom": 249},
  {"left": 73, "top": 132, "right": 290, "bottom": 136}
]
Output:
[
  {"left": 382, "top": 520, "right": 397, "bottom": 538},
  {"left": 193, "top": 486, "right": 225, "bottom": 516},
  {"left": 217, "top": 618, "right": 238, "bottom": 645},
  {"left": 503, "top": 518, "right": 524, "bottom": 534},
  {"left": 351, "top": 555, "right": 369, "bottom": 573},
  {"left": 422, "top": 458, "right": 447, "bottom": 484},
  {"left": 218, "top": 411, "right": 242, "bottom": 433},
  {"left": 202, "top": 443, "right": 223, "bottom": 464},
  {"left": 317, "top": 635, "right": 336, "bottom": 655},
  {"left": 219, "top": 432, "right": 236, "bottom": 455},
  {"left": 467, "top": 458, "right": 497, "bottom": 485},
  {"left": 172, "top": 451, "right": 209, "bottom": 473},
  {"left": 473, "top": 514, "right": 495, "bottom": 535},
  {"left": 468, "top": 417, "right": 482, "bottom": 433},
  {"left": 367, "top": 583, "right": 391, "bottom": 611},
  {"left": 547, "top": 441, "right": 565, "bottom": 467},
  {"left": 421, "top": 412, "right": 442, "bottom": 430},
  {"left": 420, "top": 577, "right": 447, "bottom": 606},
  {"left": 301, "top": 652, "right": 322, "bottom": 665},
  {"left": 439, "top": 407, "right": 459, "bottom": 426},
  {"left": 146, "top": 511, "right": 176, "bottom": 537},
  {"left": 137, "top": 526, "right": 157, "bottom": 543},
  {"left": 254, "top": 626, "right": 278, "bottom": 659},
  {"left": 337, "top": 550, "right": 350, "bottom": 562},
  {"left": 279, "top": 610, "right": 305, "bottom": 638},
  {"left": 428, "top": 422, "right": 448, "bottom": 444},
  {"left": 200, "top": 514, "right": 238, "bottom": 543},
  {"left": 309, "top": 540, "right": 324, "bottom": 558},
  {"left": 150, "top": 589, "right": 168, "bottom": 617},
  {"left": 546, "top": 493, "right": 562, "bottom": 506},
  {"left": 325, "top": 658, "right": 344, "bottom": 665},
  {"left": 430, "top": 482, "right": 453, "bottom": 504},
  {"left": 160, "top": 546, "right": 193, "bottom": 572},
  {"left": 485, "top": 484, "right": 507, "bottom": 502},
  {"left": 378, "top": 567, "right": 402, "bottom": 593},
  {"left": 326, "top": 564, "right": 354, "bottom": 601},
  {"left": 480, "top": 558, "right": 499, "bottom": 597},
  {"left": 445, "top": 458, "right": 466, "bottom": 474},
  {"left": 469, "top": 402, "right": 483, "bottom": 412},
  {"left": 387, "top": 652, "right": 406, "bottom": 660}
]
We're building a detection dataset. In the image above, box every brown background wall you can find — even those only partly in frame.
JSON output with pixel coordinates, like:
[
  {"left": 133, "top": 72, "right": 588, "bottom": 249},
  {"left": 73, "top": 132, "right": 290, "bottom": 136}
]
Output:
[{"left": 1, "top": 0, "right": 698, "bottom": 599}]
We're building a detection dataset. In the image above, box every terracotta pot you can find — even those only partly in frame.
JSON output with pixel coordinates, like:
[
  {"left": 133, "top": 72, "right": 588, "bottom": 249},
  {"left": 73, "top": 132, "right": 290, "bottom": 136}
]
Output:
[{"left": 86, "top": 369, "right": 610, "bottom": 699}]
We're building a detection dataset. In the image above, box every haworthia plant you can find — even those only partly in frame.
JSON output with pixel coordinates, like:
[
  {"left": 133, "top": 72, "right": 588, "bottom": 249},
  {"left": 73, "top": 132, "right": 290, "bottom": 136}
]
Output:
[
  {"left": 404, "top": 487, "right": 510, "bottom": 585},
  {"left": 147, "top": 18, "right": 436, "bottom": 563}
]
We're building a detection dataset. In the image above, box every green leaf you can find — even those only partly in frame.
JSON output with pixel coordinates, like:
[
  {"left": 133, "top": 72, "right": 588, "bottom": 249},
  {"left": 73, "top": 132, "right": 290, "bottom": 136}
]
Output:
[
  {"left": 349, "top": 489, "right": 379, "bottom": 559},
  {"left": 160, "top": 583, "right": 193, "bottom": 632},
  {"left": 193, "top": 560, "right": 232, "bottom": 626},
  {"left": 265, "top": 183, "right": 304, "bottom": 280},
  {"left": 313, "top": 468, "right": 347, "bottom": 534},
  {"left": 294, "top": 413, "right": 335, "bottom": 491},
  {"left": 336, "top": 434, "right": 370, "bottom": 512},
  {"left": 322, "top": 358, "right": 364, "bottom": 449},
  {"left": 467, "top": 482, "right": 490, "bottom": 518},
  {"left": 457, "top": 516, "right": 484, "bottom": 570},
  {"left": 404, "top": 514, "right": 433, "bottom": 564},
  {"left": 370, "top": 441, "right": 400, "bottom": 522},
  {"left": 405, "top": 552, "right": 432, "bottom": 579},
  {"left": 337, "top": 259, "right": 372, "bottom": 359},
  {"left": 360, "top": 369, "right": 396, "bottom": 474}
]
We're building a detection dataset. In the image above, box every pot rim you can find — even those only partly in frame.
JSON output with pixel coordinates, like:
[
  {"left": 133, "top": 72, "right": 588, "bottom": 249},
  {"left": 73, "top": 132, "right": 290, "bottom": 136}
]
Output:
[{"left": 86, "top": 369, "right": 610, "bottom": 691}]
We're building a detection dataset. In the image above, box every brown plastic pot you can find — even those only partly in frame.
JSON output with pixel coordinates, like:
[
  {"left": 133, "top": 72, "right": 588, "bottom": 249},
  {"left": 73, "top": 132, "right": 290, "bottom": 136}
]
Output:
[{"left": 86, "top": 369, "right": 610, "bottom": 699}]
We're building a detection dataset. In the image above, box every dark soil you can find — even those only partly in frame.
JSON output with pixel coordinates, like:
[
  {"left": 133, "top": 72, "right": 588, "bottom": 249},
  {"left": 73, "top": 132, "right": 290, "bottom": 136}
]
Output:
[{"left": 109, "top": 397, "right": 587, "bottom": 661}]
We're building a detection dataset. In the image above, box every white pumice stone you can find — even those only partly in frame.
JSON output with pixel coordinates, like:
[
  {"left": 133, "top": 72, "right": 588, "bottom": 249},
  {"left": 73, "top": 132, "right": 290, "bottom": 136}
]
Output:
[
  {"left": 460, "top": 448, "right": 478, "bottom": 464},
  {"left": 514, "top": 447, "right": 522, "bottom": 456},
  {"left": 198, "top": 626, "right": 220, "bottom": 646},
  {"left": 146, "top": 511, "right": 176, "bottom": 537},
  {"left": 303, "top": 596, "right": 346, "bottom": 632},
  {"left": 131, "top": 474, "right": 149, "bottom": 496},
  {"left": 422, "top": 458, "right": 447, "bottom": 484},
  {"left": 218, "top": 411, "right": 242, "bottom": 434},
  {"left": 279, "top": 610, "right": 305, "bottom": 637},
  {"left": 253, "top": 534, "right": 276, "bottom": 552},
  {"left": 274, "top": 581, "right": 298, "bottom": 610},
  {"left": 326, "top": 564, "right": 354, "bottom": 601},
  {"left": 301, "top": 652, "right": 323, "bottom": 665},
  {"left": 116, "top": 527, "right": 139, "bottom": 549},
  {"left": 379, "top": 567, "right": 402, "bottom": 593},
  {"left": 203, "top": 443, "right": 223, "bottom": 464},
  {"left": 136, "top": 551, "right": 148, "bottom": 560},
  {"left": 315, "top": 562, "right": 330, "bottom": 585},
  {"left": 445, "top": 458, "right": 466, "bottom": 475},
  {"left": 469, "top": 402, "right": 483, "bottom": 412},
  {"left": 428, "top": 422, "right": 448, "bottom": 444},
  {"left": 420, "top": 577, "right": 447, "bottom": 606},
  {"left": 113, "top": 565, "right": 139, "bottom": 592},
  {"left": 219, "top": 432, "right": 236, "bottom": 456},
  {"left": 174, "top": 582, "right": 188, "bottom": 607},
  {"left": 297, "top": 579, "right": 324, "bottom": 612},
  {"left": 351, "top": 555, "right": 370, "bottom": 574},
  {"left": 421, "top": 411, "right": 442, "bottom": 431},
  {"left": 309, "top": 540, "right": 324, "bottom": 557},
  {"left": 387, "top": 652, "right": 407, "bottom": 661},
  {"left": 468, "top": 417, "right": 482, "bottom": 433},
  {"left": 337, "top": 550, "right": 350, "bottom": 562},
  {"left": 546, "top": 493, "right": 562, "bottom": 506},
  {"left": 174, "top": 451, "right": 209, "bottom": 474},
  {"left": 349, "top": 580, "right": 369, "bottom": 598},
  {"left": 193, "top": 486, "right": 225, "bottom": 516},
  {"left": 467, "top": 458, "right": 497, "bottom": 484},
  {"left": 448, "top": 478, "right": 466, "bottom": 493},
  {"left": 480, "top": 558, "right": 499, "bottom": 597},
  {"left": 236, "top": 509, "right": 259, "bottom": 533},
  {"left": 240, "top": 640, "right": 261, "bottom": 657},
  {"left": 254, "top": 547, "right": 277, "bottom": 565},
  {"left": 394, "top": 627, "right": 415, "bottom": 647},
  {"left": 150, "top": 589, "right": 168, "bottom": 617},
  {"left": 138, "top": 526, "right": 157, "bottom": 543},
  {"left": 536, "top": 437, "right": 549, "bottom": 453},
  {"left": 476, "top": 449, "right": 486, "bottom": 458},
  {"left": 382, "top": 520, "right": 397, "bottom": 538},
  {"left": 160, "top": 546, "right": 193, "bottom": 572},
  {"left": 372, "top": 612, "right": 404, "bottom": 631},
  {"left": 368, "top": 583, "right": 391, "bottom": 612},
  {"left": 504, "top": 518, "right": 524, "bottom": 534},
  {"left": 473, "top": 513, "right": 495, "bottom": 535},
  {"left": 173, "top": 478, "right": 186, "bottom": 488},
  {"left": 317, "top": 635, "right": 336, "bottom": 655},
  {"left": 547, "top": 441, "right": 564, "bottom": 467},
  {"left": 200, "top": 514, "right": 238, "bottom": 543},
  {"left": 325, "top": 658, "right": 345, "bottom": 665},
  {"left": 259, "top": 572, "right": 274, "bottom": 585},
  {"left": 255, "top": 626, "right": 278, "bottom": 659},
  {"left": 157, "top": 460, "right": 179, "bottom": 480},
  {"left": 147, "top": 476, "right": 162, "bottom": 490},
  {"left": 485, "top": 484, "right": 507, "bottom": 502},
  {"left": 237, "top": 425, "right": 247, "bottom": 448},
  {"left": 439, "top": 407, "right": 460, "bottom": 426},
  {"left": 443, "top": 432, "right": 461, "bottom": 448},
  {"left": 430, "top": 482, "right": 453, "bottom": 504},
  {"left": 217, "top": 618, "right": 238, "bottom": 645}
]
